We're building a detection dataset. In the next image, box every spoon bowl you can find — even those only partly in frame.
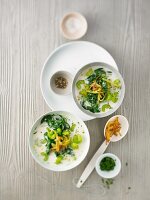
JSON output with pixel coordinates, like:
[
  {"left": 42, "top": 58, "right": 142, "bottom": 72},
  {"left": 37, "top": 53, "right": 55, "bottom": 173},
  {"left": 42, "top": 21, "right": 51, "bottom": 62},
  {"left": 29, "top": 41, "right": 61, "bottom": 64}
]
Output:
[{"left": 104, "top": 115, "right": 129, "bottom": 142}]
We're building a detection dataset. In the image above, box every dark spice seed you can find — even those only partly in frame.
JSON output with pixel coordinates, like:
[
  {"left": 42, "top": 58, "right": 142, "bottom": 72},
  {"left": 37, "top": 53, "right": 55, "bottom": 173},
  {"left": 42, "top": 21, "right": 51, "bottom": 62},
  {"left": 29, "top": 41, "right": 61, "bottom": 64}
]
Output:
[{"left": 55, "top": 76, "right": 68, "bottom": 89}]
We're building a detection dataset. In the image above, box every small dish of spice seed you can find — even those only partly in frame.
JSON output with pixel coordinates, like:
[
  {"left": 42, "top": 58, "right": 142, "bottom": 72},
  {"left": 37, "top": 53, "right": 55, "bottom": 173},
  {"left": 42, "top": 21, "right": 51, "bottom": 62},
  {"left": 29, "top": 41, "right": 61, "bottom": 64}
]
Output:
[
  {"left": 50, "top": 71, "right": 73, "bottom": 95},
  {"left": 95, "top": 153, "right": 121, "bottom": 179}
]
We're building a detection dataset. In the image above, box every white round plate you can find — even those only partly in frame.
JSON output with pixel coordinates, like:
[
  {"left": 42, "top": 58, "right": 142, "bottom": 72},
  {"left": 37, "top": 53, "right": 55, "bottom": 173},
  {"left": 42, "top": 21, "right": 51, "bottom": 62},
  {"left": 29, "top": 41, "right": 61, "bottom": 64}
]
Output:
[
  {"left": 40, "top": 41, "right": 118, "bottom": 121},
  {"left": 29, "top": 111, "right": 90, "bottom": 171}
]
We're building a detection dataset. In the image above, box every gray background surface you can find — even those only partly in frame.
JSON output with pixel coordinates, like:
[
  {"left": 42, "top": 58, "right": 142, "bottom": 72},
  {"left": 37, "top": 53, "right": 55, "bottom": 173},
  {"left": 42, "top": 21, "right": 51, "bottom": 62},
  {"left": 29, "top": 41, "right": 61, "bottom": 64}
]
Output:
[{"left": 0, "top": 0, "right": 150, "bottom": 199}]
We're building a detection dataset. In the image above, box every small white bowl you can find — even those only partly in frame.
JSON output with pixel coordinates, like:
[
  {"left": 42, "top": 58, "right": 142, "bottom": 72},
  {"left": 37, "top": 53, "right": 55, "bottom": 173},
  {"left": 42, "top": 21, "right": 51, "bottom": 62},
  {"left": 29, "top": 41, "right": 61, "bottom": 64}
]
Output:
[
  {"left": 95, "top": 153, "right": 121, "bottom": 179},
  {"left": 50, "top": 71, "right": 73, "bottom": 95},
  {"left": 60, "top": 12, "right": 88, "bottom": 40}
]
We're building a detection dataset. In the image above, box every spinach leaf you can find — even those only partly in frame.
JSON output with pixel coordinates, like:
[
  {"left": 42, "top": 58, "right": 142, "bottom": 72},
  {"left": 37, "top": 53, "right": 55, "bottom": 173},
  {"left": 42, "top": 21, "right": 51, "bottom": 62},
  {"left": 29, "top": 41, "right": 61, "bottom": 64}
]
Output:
[
  {"left": 41, "top": 114, "right": 70, "bottom": 130},
  {"left": 41, "top": 115, "right": 53, "bottom": 124},
  {"left": 86, "top": 93, "right": 98, "bottom": 104},
  {"left": 82, "top": 101, "right": 100, "bottom": 113},
  {"left": 94, "top": 68, "right": 106, "bottom": 77},
  {"left": 86, "top": 73, "right": 96, "bottom": 84},
  {"left": 86, "top": 68, "right": 106, "bottom": 84},
  {"left": 81, "top": 93, "right": 100, "bottom": 113},
  {"left": 55, "top": 147, "right": 74, "bottom": 157},
  {"left": 101, "top": 80, "right": 108, "bottom": 93}
]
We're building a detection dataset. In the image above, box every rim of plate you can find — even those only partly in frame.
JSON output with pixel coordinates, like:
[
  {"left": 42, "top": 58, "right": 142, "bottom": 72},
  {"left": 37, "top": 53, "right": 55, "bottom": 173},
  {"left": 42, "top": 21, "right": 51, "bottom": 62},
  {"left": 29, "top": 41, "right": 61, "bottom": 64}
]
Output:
[
  {"left": 72, "top": 62, "right": 125, "bottom": 118},
  {"left": 28, "top": 110, "right": 90, "bottom": 171},
  {"left": 40, "top": 41, "right": 118, "bottom": 117}
]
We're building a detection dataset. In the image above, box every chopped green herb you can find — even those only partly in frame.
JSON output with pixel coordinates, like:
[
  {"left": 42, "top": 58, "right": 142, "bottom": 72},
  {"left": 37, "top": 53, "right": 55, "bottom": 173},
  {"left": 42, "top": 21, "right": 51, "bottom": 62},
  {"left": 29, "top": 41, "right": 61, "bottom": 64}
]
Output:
[
  {"left": 102, "top": 178, "right": 114, "bottom": 189},
  {"left": 100, "top": 157, "right": 116, "bottom": 171}
]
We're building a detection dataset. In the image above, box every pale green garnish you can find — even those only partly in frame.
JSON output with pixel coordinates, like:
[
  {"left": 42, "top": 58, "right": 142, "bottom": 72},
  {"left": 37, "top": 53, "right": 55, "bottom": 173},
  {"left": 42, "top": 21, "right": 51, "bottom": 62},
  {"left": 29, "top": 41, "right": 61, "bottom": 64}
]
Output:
[
  {"left": 56, "top": 127, "right": 62, "bottom": 135},
  {"left": 106, "top": 92, "right": 119, "bottom": 103},
  {"left": 70, "top": 123, "right": 76, "bottom": 131},
  {"left": 86, "top": 68, "right": 94, "bottom": 76},
  {"left": 76, "top": 80, "right": 85, "bottom": 89},
  {"left": 73, "top": 134, "right": 82, "bottom": 144},
  {"left": 62, "top": 130, "right": 70, "bottom": 136},
  {"left": 101, "top": 104, "right": 111, "bottom": 112},
  {"left": 113, "top": 79, "right": 121, "bottom": 88},
  {"left": 55, "top": 155, "right": 63, "bottom": 164},
  {"left": 40, "top": 139, "right": 47, "bottom": 144},
  {"left": 71, "top": 143, "right": 79, "bottom": 149},
  {"left": 47, "top": 130, "right": 56, "bottom": 139},
  {"left": 79, "top": 89, "right": 87, "bottom": 96},
  {"left": 41, "top": 152, "right": 49, "bottom": 161}
]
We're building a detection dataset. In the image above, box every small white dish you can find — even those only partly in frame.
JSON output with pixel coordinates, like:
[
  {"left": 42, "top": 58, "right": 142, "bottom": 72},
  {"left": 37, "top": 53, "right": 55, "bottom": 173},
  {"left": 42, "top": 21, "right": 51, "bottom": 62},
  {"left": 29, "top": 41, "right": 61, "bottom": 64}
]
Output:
[
  {"left": 60, "top": 12, "right": 88, "bottom": 40},
  {"left": 29, "top": 111, "right": 90, "bottom": 171},
  {"left": 95, "top": 153, "right": 121, "bottom": 179},
  {"left": 50, "top": 71, "right": 73, "bottom": 95},
  {"left": 40, "top": 41, "right": 118, "bottom": 121}
]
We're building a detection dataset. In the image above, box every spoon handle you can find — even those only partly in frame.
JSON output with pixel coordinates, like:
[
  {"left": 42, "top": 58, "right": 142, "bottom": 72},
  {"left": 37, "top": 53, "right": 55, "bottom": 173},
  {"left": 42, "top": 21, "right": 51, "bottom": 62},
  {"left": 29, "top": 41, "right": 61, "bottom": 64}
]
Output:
[{"left": 76, "top": 140, "right": 109, "bottom": 188}]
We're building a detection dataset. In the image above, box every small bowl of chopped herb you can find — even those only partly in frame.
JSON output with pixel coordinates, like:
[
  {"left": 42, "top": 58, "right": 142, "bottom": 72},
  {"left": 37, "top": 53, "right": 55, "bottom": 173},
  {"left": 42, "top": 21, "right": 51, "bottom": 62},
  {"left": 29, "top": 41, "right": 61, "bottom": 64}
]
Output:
[
  {"left": 95, "top": 153, "right": 121, "bottom": 179},
  {"left": 50, "top": 71, "right": 73, "bottom": 95}
]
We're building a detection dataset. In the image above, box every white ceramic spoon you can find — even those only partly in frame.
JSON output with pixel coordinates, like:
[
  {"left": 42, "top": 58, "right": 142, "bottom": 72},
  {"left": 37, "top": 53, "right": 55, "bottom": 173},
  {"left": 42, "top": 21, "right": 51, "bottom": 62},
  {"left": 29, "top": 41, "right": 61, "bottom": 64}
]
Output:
[{"left": 76, "top": 115, "right": 129, "bottom": 188}]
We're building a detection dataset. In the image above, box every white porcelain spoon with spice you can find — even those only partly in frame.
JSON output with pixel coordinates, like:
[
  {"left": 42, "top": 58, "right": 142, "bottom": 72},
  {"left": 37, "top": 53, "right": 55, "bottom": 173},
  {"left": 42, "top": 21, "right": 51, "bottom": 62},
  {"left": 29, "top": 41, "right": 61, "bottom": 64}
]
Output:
[{"left": 76, "top": 115, "right": 129, "bottom": 188}]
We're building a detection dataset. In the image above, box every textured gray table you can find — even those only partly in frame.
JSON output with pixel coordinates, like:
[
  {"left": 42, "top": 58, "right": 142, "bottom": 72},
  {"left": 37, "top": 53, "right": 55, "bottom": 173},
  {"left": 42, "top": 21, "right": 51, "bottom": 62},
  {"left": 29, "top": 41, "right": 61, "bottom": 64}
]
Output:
[{"left": 0, "top": 0, "right": 150, "bottom": 199}]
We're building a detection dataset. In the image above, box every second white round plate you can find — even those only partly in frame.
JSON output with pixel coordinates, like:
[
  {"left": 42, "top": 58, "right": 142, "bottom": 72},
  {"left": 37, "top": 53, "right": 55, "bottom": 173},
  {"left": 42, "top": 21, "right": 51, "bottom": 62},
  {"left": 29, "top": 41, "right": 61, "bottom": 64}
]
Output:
[{"left": 40, "top": 41, "right": 118, "bottom": 121}]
